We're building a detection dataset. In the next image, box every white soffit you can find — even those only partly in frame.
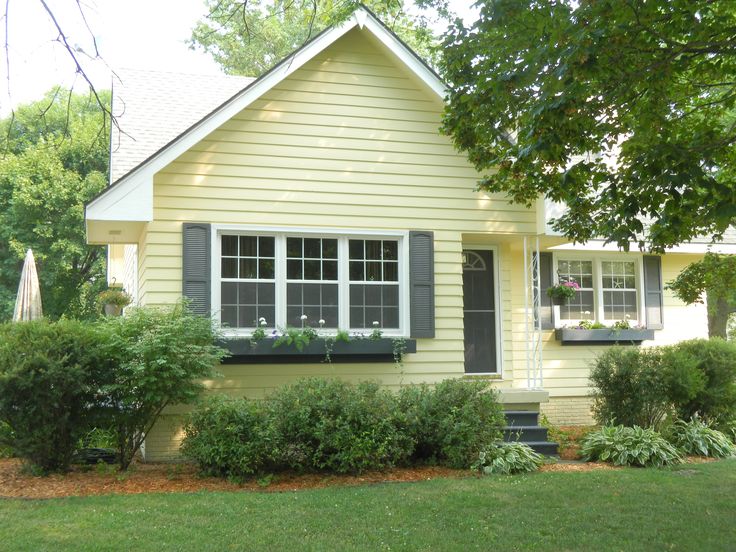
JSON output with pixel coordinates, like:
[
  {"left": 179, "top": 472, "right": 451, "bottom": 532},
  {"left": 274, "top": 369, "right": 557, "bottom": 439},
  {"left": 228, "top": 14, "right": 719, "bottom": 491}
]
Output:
[
  {"left": 85, "top": 7, "right": 448, "bottom": 224},
  {"left": 549, "top": 241, "right": 736, "bottom": 254}
]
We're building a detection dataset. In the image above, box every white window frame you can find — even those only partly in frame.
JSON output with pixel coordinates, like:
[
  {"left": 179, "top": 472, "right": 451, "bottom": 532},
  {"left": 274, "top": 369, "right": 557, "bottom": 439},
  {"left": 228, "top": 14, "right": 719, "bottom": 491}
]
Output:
[
  {"left": 551, "top": 252, "right": 646, "bottom": 328},
  {"left": 211, "top": 224, "right": 410, "bottom": 338}
]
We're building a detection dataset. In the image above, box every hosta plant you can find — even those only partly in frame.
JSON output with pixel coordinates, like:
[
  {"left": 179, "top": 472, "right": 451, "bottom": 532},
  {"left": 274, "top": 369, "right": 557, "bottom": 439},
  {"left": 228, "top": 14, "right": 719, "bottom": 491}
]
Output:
[
  {"left": 580, "top": 425, "right": 682, "bottom": 468},
  {"left": 472, "top": 442, "right": 544, "bottom": 475},
  {"left": 666, "top": 418, "right": 735, "bottom": 459}
]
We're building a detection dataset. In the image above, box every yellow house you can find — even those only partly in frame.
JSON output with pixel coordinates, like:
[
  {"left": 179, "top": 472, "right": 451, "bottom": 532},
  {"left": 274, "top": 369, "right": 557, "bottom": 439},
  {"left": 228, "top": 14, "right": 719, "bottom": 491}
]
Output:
[{"left": 86, "top": 8, "right": 728, "bottom": 461}]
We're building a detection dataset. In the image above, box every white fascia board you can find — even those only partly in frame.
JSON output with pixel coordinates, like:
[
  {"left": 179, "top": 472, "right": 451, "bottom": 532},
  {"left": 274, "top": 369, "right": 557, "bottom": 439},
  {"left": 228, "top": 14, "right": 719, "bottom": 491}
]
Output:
[
  {"left": 362, "top": 17, "right": 446, "bottom": 99},
  {"left": 87, "top": 9, "right": 448, "bottom": 223},
  {"left": 86, "top": 173, "right": 153, "bottom": 221}
]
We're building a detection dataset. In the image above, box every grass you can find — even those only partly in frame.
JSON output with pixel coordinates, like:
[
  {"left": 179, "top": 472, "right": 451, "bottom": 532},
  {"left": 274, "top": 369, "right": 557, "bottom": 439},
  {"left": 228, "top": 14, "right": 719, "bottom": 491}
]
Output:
[{"left": 1, "top": 460, "right": 735, "bottom": 551}]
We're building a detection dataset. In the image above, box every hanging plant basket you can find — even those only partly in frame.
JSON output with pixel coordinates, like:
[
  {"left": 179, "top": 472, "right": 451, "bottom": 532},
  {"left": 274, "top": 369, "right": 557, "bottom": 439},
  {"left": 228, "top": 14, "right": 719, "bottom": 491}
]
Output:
[
  {"left": 104, "top": 304, "right": 123, "bottom": 317},
  {"left": 550, "top": 295, "right": 567, "bottom": 306}
]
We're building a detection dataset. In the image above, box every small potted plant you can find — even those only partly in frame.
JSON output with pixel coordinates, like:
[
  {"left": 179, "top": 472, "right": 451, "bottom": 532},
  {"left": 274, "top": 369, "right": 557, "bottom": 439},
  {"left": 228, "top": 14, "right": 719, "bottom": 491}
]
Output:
[
  {"left": 546, "top": 280, "right": 580, "bottom": 306},
  {"left": 97, "top": 288, "right": 132, "bottom": 316}
]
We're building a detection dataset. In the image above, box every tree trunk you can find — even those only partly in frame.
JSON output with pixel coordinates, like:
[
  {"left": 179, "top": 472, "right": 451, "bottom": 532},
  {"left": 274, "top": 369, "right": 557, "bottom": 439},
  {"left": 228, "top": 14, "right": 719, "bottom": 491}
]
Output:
[{"left": 706, "top": 289, "right": 730, "bottom": 339}]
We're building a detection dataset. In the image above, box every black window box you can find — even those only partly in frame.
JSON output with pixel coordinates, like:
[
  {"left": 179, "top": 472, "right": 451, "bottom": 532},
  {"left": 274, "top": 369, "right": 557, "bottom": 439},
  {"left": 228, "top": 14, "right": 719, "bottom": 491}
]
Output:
[
  {"left": 218, "top": 337, "right": 416, "bottom": 364},
  {"left": 554, "top": 328, "right": 655, "bottom": 345}
]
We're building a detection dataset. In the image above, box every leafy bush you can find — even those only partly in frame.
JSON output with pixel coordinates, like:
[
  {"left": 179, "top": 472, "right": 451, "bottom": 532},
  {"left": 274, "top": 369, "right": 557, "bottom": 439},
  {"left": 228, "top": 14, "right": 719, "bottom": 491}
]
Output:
[
  {"left": 266, "top": 378, "right": 413, "bottom": 474},
  {"left": 0, "top": 319, "right": 106, "bottom": 472},
  {"left": 0, "top": 420, "right": 14, "bottom": 458},
  {"left": 472, "top": 442, "right": 544, "bottom": 475},
  {"left": 580, "top": 425, "right": 682, "bottom": 468},
  {"left": 97, "top": 303, "right": 228, "bottom": 469},
  {"left": 668, "top": 339, "right": 736, "bottom": 425},
  {"left": 666, "top": 418, "right": 735, "bottom": 458},
  {"left": 399, "top": 378, "right": 504, "bottom": 469},
  {"left": 589, "top": 346, "right": 704, "bottom": 429},
  {"left": 181, "top": 396, "right": 276, "bottom": 478}
]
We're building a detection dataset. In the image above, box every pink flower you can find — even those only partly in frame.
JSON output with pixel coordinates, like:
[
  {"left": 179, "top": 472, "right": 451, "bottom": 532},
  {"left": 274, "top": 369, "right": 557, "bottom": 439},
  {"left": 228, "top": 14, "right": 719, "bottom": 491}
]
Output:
[{"left": 562, "top": 281, "right": 580, "bottom": 290}]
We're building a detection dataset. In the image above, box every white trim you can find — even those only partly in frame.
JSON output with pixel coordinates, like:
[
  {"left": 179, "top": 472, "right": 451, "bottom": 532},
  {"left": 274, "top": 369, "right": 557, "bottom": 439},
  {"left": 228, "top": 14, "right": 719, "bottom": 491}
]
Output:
[
  {"left": 461, "top": 245, "right": 503, "bottom": 379},
  {"left": 85, "top": 8, "right": 447, "bottom": 225},
  {"left": 551, "top": 252, "right": 646, "bottom": 327},
  {"left": 211, "top": 224, "right": 410, "bottom": 338},
  {"left": 549, "top": 240, "right": 736, "bottom": 254}
]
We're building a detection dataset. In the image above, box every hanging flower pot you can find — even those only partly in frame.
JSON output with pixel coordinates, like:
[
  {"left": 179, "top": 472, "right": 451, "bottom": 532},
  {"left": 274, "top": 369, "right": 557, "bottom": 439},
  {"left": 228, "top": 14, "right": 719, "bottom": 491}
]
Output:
[
  {"left": 97, "top": 289, "right": 132, "bottom": 317},
  {"left": 546, "top": 281, "right": 580, "bottom": 306}
]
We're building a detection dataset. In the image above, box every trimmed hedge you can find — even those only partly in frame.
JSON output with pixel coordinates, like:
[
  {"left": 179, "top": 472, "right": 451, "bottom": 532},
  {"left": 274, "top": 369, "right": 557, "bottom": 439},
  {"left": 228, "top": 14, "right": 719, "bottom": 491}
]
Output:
[{"left": 182, "top": 378, "right": 505, "bottom": 477}]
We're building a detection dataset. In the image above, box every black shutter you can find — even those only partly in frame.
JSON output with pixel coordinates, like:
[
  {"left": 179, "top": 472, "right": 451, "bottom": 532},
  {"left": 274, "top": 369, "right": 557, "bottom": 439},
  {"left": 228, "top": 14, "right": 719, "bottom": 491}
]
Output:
[
  {"left": 182, "top": 223, "right": 211, "bottom": 316},
  {"left": 409, "top": 231, "right": 435, "bottom": 338},
  {"left": 537, "top": 252, "right": 554, "bottom": 330},
  {"left": 643, "top": 255, "right": 663, "bottom": 330}
]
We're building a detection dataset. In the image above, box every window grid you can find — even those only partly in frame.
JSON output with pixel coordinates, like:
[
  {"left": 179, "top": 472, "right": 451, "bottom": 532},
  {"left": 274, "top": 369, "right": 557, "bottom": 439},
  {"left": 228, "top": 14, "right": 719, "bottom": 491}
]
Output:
[
  {"left": 557, "top": 259, "right": 595, "bottom": 321},
  {"left": 348, "top": 239, "right": 400, "bottom": 329},
  {"left": 286, "top": 237, "right": 339, "bottom": 328},
  {"left": 601, "top": 261, "right": 638, "bottom": 321}
]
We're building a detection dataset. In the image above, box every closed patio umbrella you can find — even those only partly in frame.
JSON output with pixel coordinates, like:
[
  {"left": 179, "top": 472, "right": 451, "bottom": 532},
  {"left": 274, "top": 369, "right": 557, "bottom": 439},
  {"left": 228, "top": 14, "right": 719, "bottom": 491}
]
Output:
[{"left": 13, "top": 249, "right": 43, "bottom": 321}]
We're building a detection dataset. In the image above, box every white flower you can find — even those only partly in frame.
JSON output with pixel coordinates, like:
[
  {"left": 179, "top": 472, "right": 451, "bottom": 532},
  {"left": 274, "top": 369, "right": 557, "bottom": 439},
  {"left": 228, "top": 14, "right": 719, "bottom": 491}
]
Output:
[
  {"left": 372, "top": 321, "right": 380, "bottom": 327},
  {"left": 584, "top": 311, "right": 591, "bottom": 315},
  {"left": 260, "top": 319, "right": 267, "bottom": 326},
  {"left": 318, "top": 319, "right": 325, "bottom": 326},
  {"left": 625, "top": 314, "right": 631, "bottom": 319},
  {"left": 300, "top": 314, "right": 308, "bottom": 321}
]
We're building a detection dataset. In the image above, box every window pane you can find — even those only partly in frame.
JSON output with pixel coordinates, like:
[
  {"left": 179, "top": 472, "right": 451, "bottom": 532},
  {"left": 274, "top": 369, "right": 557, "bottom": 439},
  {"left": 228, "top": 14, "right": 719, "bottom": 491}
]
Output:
[
  {"left": 323, "top": 239, "right": 337, "bottom": 259},
  {"left": 382, "top": 285, "right": 399, "bottom": 307},
  {"left": 365, "top": 285, "right": 381, "bottom": 305},
  {"left": 239, "top": 258, "right": 257, "bottom": 279},
  {"left": 304, "top": 238, "right": 321, "bottom": 258},
  {"left": 304, "top": 259, "right": 321, "bottom": 280},
  {"left": 259, "top": 236, "right": 274, "bottom": 257},
  {"left": 323, "top": 260, "right": 338, "bottom": 280},
  {"left": 287, "top": 237, "right": 302, "bottom": 257},
  {"left": 238, "top": 306, "right": 257, "bottom": 328},
  {"left": 350, "top": 261, "right": 364, "bottom": 281},
  {"left": 287, "top": 259, "right": 302, "bottom": 279},
  {"left": 349, "top": 240, "right": 364, "bottom": 260},
  {"left": 287, "top": 283, "right": 338, "bottom": 327},
  {"left": 222, "top": 258, "right": 237, "bottom": 278},
  {"left": 349, "top": 284, "right": 400, "bottom": 329},
  {"left": 238, "top": 282, "right": 256, "bottom": 305},
  {"left": 384, "top": 262, "right": 398, "bottom": 282},
  {"left": 259, "top": 306, "right": 275, "bottom": 328},
  {"left": 350, "top": 306, "right": 364, "bottom": 328},
  {"left": 222, "top": 235, "right": 238, "bottom": 256},
  {"left": 259, "top": 259, "right": 275, "bottom": 279},
  {"left": 366, "top": 240, "right": 382, "bottom": 260},
  {"left": 560, "top": 290, "right": 595, "bottom": 320},
  {"left": 221, "top": 282, "right": 237, "bottom": 304},
  {"left": 221, "top": 306, "right": 237, "bottom": 327},
  {"left": 383, "top": 307, "right": 399, "bottom": 329},
  {"left": 240, "top": 236, "right": 257, "bottom": 257},
  {"left": 366, "top": 262, "right": 381, "bottom": 281},
  {"left": 257, "top": 283, "right": 275, "bottom": 305},
  {"left": 383, "top": 241, "right": 398, "bottom": 261}
]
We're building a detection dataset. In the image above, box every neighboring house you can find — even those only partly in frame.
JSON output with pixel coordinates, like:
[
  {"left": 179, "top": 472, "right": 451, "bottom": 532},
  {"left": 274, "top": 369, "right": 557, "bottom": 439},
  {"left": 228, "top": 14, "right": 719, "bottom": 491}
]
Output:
[{"left": 86, "top": 8, "right": 731, "bottom": 461}]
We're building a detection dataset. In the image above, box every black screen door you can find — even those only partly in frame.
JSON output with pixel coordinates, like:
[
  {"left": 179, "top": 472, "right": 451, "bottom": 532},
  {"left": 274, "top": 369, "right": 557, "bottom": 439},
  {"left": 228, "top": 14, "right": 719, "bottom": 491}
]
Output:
[{"left": 463, "top": 249, "right": 497, "bottom": 374}]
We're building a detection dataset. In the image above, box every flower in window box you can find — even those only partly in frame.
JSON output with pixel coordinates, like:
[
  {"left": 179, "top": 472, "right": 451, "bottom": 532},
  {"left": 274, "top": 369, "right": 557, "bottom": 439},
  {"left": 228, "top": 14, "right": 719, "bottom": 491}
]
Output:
[{"left": 546, "top": 281, "right": 580, "bottom": 306}]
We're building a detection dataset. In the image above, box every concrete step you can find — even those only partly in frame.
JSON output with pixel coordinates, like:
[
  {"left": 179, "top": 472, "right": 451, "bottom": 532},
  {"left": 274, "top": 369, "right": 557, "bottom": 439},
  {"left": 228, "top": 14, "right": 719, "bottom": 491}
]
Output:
[
  {"left": 503, "top": 410, "right": 539, "bottom": 427},
  {"left": 503, "top": 426, "right": 549, "bottom": 442},
  {"left": 524, "top": 441, "right": 559, "bottom": 456}
]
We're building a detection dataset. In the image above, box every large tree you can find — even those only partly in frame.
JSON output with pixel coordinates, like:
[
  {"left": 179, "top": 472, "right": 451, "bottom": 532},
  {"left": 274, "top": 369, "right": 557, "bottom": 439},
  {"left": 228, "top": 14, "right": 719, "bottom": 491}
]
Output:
[
  {"left": 437, "top": 0, "right": 736, "bottom": 252},
  {"left": 189, "top": 0, "right": 438, "bottom": 77},
  {"left": 0, "top": 89, "right": 109, "bottom": 320}
]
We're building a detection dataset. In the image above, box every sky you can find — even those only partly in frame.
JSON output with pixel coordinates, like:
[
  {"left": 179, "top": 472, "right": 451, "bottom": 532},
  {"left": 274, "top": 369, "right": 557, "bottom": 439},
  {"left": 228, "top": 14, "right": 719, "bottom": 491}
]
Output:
[{"left": 0, "top": 0, "right": 478, "bottom": 116}]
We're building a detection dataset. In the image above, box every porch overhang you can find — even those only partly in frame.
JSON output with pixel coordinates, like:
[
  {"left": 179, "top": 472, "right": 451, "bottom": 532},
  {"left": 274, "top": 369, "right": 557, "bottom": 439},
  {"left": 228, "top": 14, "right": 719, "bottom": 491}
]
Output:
[{"left": 86, "top": 220, "right": 146, "bottom": 245}]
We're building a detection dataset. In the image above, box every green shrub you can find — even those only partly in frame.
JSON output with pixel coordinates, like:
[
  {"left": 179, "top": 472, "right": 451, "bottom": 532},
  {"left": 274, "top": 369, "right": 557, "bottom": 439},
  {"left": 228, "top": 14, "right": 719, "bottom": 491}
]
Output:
[
  {"left": 589, "top": 346, "right": 703, "bottom": 430},
  {"left": 97, "top": 303, "right": 228, "bottom": 470},
  {"left": 0, "top": 420, "right": 14, "bottom": 458},
  {"left": 399, "top": 378, "right": 504, "bottom": 469},
  {"left": 666, "top": 418, "right": 735, "bottom": 458},
  {"left": 0, "top": 319, "right": 106, "bottom": 472},
  {"left": 266, "top": 378, "right": 413, "bottom": 474},
  {"left": 181, "top": 396, "right": 276, "bottom": 478},
  {"left": 667, "top": 339, "right": 736, "bottom": 425},
  {"left": 472, "top": 442, "right": 544, "bottom": 475},
  {"left": 580, "top": 425, "right": 682, "bottom": 467}
]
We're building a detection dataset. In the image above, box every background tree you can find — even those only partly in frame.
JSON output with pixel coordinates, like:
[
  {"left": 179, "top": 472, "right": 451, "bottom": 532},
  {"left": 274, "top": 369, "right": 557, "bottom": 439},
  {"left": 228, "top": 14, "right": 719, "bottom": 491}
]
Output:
[
  {"left": 0, "top": 89, "right": 109, "bottom": 320},
  {"left": 189, "top": 0, "right": 438, "bottom": 77},
  {"left": 437, "top": 0, "right": 736, "bottom": 252},
  {"left": 667, "top": 253, "right": 736, "bottom": 338}
]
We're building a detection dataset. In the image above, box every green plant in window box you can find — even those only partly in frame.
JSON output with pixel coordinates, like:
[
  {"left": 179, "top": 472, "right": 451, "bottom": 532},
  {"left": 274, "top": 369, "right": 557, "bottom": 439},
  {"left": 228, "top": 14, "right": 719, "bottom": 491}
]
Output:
[
  {"left": 250, "top": 318, "right": 268, "bottom": 344},
  {"left": 322, "top": 320, "right": 350, "bottom": 364},
  {"left": 546, "top": 281, "right": 580, "bottom": 305},
  {"left": 97, "top": 289, "right": 131, "bottom": 316},
  {"left": 273, "top": 315, "right": 318, "bottom": 352}
]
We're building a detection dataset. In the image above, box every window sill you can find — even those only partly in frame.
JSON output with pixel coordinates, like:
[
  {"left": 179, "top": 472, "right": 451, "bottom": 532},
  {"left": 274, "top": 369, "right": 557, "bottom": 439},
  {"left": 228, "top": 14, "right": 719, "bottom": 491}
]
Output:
[
  {"left": 554, "top": 328, "right": 655, "bottom": 345},
  {"left": 218, "top": 337, "right": 417, "bottom": 364}
]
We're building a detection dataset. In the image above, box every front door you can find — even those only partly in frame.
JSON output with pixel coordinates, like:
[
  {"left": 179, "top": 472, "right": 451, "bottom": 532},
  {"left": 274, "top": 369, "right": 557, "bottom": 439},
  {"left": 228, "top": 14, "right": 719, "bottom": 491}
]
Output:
[{"left": 463, "top": 249, "right": 497, "bottom": 374}]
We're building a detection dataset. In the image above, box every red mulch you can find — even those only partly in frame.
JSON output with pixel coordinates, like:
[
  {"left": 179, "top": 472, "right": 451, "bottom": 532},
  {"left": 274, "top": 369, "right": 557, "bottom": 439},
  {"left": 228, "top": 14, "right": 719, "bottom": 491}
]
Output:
[{"left": 0, "top": 455, "right": 717, "bottom": 499}]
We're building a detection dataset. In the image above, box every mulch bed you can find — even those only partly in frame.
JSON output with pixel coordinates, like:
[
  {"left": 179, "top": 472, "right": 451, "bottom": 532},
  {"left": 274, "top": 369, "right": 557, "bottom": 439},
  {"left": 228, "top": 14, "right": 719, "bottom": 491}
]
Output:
[{"left": 0, "top": 456, "right": 717, "bottom": 499}]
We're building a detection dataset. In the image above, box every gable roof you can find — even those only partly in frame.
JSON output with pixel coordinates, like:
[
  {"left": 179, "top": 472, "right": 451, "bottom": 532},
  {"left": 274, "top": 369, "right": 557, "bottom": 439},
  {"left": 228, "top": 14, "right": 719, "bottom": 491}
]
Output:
[
  {"left": 86, "top": 7, "right": 447, "bottom": 225},
  {"left": 109, "top": 69, "right": 254, "bottom": 182}
]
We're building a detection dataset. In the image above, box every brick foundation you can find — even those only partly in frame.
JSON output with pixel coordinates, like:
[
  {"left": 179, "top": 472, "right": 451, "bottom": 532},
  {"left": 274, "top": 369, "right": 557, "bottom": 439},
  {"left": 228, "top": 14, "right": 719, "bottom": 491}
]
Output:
[{"left": 540, "top": 397, "right": 595, "bottom": 426}]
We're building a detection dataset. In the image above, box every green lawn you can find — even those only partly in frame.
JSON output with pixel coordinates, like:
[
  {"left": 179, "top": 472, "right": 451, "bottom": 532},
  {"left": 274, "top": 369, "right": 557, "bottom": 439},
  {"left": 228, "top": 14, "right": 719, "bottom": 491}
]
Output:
[{"left": 1, "top": 460, "right": 735, "bottom": 551}]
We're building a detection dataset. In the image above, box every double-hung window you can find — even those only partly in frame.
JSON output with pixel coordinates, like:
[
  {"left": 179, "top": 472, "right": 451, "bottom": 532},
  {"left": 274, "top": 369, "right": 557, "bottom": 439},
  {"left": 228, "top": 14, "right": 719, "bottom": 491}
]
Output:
[
  {"left": 554, "top": 256, "right": 643, "bottom": 326},
  {"left": 215, "top": 229, "right": 406, "bottom": 335}
]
